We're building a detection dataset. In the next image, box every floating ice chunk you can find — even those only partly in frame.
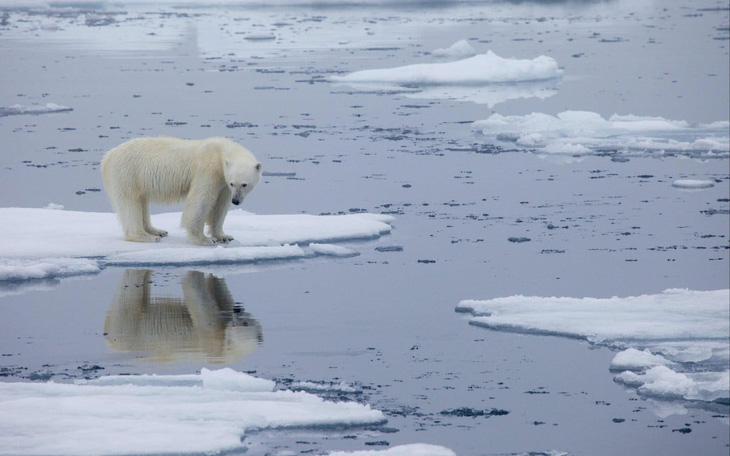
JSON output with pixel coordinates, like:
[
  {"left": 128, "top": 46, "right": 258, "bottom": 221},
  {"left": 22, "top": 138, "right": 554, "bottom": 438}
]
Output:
[
  {"left": 614, "top": 366, "right": 730, "bottom": 403},
  {"left": 0, "top": 103, "right": 73, "bottom": 117},
  {"left": 331, "top": 51, "right": 563, "bottom": 86},
  {"left": 0, "top": 208, "right": 394, "bottom": 281},
  {"left": 309, "top": 243, "right": 359, "bottom": 257},
  {"left": 0, "top": 368, "right": 385, "bottom": 456},
  {"left": 672, "top": 179, "right": 715, "bottom": 189},
  {"left": 329, "top": 444, "right": 457, "bottom": 456},
  {"left": 458, "top": 289, "right": 729, "bottom": 343},
  {"left": 458, "top": 289, "right": 730, "bottom": 405},
  {"left": 432, "top": 39, "right": 476, "bottom": 59},
  {"left": 44, "top": 203, "right": 64, "bottom": 210},
  {"left": 610, "top": 348, "right": 673, "bottom": 372},
  {"left": 473, "top": 111, "right": 730, "bottom": 158}
]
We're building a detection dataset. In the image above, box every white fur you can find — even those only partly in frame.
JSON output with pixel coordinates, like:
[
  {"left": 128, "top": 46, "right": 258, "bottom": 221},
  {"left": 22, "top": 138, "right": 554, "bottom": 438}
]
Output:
[{"left": 101, "top": 137, "right": 261, "bottom": 245}]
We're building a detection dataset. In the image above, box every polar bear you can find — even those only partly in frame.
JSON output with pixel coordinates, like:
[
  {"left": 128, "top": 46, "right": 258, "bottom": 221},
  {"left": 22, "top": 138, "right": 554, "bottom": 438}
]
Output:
[{"left": 101, "top": 137, "right": 261, "bottom": 245}]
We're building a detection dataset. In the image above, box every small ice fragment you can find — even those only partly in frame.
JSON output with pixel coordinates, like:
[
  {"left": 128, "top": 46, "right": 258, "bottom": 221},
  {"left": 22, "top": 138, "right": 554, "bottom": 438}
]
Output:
[
  {"left": 245, "top": 34, "right": 276, "bottom": 41},
  {"left": 610, "top": 348, "right": 673, "bottom": 372},
  {"left": 375, "top": 245, "right": 403, "bottom": 253},
  {"left": 432, "top": 40, "right": 476, "bottom": 59},
  {"left": 671, "top": 179, "right": 715, "bottom": 189}
]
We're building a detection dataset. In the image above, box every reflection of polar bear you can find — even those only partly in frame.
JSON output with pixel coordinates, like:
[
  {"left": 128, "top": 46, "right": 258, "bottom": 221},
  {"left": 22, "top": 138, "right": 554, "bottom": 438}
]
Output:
[
  {"left": 101, "top": 137, "right": 261, "bottom": 245},
  {"left": 104, "top": 269, "right": 263, "bottom": 363}
]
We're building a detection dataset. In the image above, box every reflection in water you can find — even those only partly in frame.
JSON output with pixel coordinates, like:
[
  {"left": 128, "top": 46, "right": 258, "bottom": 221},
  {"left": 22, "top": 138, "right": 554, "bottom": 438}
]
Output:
[{"left": 105, "top": 270, "right": 262, "bottom": 363}]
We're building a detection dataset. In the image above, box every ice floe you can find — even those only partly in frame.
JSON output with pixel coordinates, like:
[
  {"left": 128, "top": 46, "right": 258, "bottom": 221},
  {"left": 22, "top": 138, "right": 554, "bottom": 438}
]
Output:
[
  {"left": 473, "top": 111, "right": 730, "bottom": 158},
  {"left": 0, "top": 368, "right": 386, "bottom": 456},
  {"left": 329, "top": 444, "right": 457, "bottom": 456},
  {"left": 457, "top": 289, "right": 730, "bottom": 405},
  {"left": 0, "top": 208, "right": 394, "bottom": 281},
  {"left": 332, "top": 51, "right": 562, "bottom": 106},
  {"left": 332, "top": 51, "right": 562, "bottom": 86}
]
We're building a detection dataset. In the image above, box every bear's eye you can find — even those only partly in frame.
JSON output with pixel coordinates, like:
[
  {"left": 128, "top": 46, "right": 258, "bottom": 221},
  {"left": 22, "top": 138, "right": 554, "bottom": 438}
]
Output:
[
  {"left": 229, "top": 183, "right": 234, "bottom": 187},
  {"left": 242, "top": 183, "right": 248, "bottom": 188}
]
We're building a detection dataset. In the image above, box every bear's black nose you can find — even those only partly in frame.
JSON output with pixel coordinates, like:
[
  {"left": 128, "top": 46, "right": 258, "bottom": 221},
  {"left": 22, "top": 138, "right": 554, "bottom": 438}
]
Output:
[{"left": 232, "top": 199, "right": 241, "bottom": 205}]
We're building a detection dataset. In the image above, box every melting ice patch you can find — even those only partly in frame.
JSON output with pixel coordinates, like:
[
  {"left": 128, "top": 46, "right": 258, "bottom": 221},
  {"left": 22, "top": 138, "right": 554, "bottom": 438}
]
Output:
[
  {"left": 457, "top": 289, "right": 730, "bottom": 405},
  {"left": 473, "top": 111, "right": 730, "bottom": 158},
  {"left": 0, "top": 208, "right": 394, "bottom": 281},
  {"left": 0, "top": 103, "right": 72, "bottom": 117},
  {"left": 0, "top": 368, "right": 386, "bottom": 456},
  {"left": 672, "top": 179, "right": 715, "bottom": 190},
  {"left": 331, "top": 51, "right": 562, "bottom": 107}
]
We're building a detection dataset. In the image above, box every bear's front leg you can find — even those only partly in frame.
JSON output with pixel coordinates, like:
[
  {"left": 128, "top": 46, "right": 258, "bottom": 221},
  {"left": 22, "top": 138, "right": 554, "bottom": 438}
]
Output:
[
  {"left": 181, "top": 186, "right": 218, "bottom": 246},
  {"left": 207, "top": 188, "right": 234, "bottom": 244}
]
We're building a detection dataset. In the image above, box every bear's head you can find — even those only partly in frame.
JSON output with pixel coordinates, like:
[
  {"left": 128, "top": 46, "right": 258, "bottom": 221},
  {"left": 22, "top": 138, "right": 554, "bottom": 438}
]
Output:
[{"left": 224, "top": 159, "right": 262, "bottom": 206}]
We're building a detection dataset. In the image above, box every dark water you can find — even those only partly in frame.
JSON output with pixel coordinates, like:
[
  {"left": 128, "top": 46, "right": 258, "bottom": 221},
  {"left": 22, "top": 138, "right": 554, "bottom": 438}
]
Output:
[{"left": 1, "top": 1, "right": 728, "bottom": 455}]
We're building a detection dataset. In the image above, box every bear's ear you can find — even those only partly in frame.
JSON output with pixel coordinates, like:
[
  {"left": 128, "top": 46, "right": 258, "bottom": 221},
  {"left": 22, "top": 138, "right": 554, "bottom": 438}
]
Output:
[{"left": 255, "top": 162, "right": 262, "bottom": 172}]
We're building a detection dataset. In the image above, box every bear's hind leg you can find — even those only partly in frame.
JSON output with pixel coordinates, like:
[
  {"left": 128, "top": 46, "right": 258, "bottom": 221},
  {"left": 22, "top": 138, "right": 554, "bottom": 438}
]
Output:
[
  {"left": 119, "top": 197, "right": 162, "bottom": 243},
  {"left": 142, "top": 199, "right": 168, "bottom": 238}
]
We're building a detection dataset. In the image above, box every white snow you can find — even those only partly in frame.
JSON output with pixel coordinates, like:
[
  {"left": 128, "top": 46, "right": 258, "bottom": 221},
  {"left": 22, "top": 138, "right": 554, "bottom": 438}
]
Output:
[
  {"left": 329, "top": 444, "right": 457, "bottom": 456},
  {"left": 331, "top": 51, "right": 563, "bottom": 86},
  {"left": 432, "top": 39, "right": 477, "bottom": 59},
  {"left": 473, "top": 111, "right": 730, "bottom": 158},
  {"left": 458, "top": 289, "right": 730, "bottom": 404},
  {"left": 0, "top": 208, "right": 394, "bottom": 280},
  {"left": 614, "top": 367, "right": 730, "bottom": 403},
  {"left": 0, "top": 368, "right": 386, "bottom": 456},
  {"left": 610, "top": 348, "right": 673, "bottom": 372},
  {"left": 672, "top": 179, "right": 715, "bottom": 189}
]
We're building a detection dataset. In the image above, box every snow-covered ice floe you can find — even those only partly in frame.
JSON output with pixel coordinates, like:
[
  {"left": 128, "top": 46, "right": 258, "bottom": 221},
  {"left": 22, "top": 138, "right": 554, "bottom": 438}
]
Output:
[
  {"left": 331, "top": 51, "right": 562, "bottom": 107},
  {"left": 0, "top": 368, "right": 386, "bottom": 456},
  {"left": 457, "top": 289, "right": 730, "bottom": 405},
  {"left": 0, "top": 208, "right": 394, "bottom": 281},
  {"left": 473, "top": 111, "right": 730, "bottom": 159},
  {"left": 332, "top": 51, "right": 562, "bottom": 85}
]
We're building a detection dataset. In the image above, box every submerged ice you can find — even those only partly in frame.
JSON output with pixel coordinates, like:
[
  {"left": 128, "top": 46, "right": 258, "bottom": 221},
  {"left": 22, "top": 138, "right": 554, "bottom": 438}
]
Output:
[
  {"left": 473, "top": 111, "right": 730, "bottom": 158},
  {"left": 0, "top": 368, "right": 385, "bottom": 456},
  {"left": 457, "top": 289, "right": 730, "bottom": 405}
]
